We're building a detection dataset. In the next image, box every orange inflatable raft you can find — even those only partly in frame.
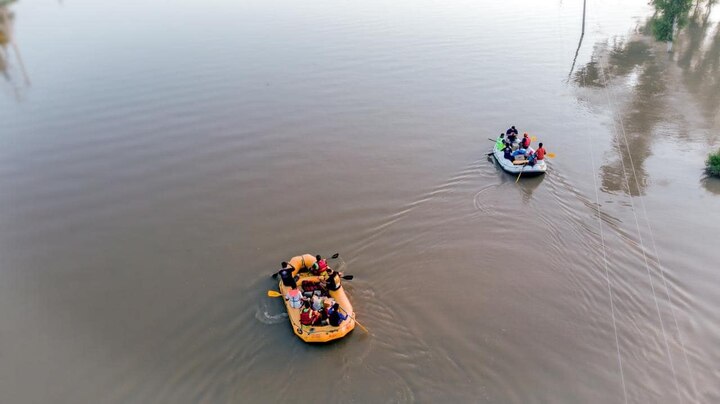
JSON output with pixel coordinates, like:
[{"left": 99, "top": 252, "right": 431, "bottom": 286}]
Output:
[{"left": 275, "top": 254, "right": 355, "bottom": 343}]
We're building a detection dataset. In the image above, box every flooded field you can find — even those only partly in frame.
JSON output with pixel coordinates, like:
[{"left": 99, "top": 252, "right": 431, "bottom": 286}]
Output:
[{"left": 1, "top": 0, "right": 719, "bottom": 402}]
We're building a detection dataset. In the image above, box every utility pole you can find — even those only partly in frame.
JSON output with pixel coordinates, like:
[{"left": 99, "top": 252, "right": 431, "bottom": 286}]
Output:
[{"left": 567, "top": 0, "right": 587, "bottom": 81}]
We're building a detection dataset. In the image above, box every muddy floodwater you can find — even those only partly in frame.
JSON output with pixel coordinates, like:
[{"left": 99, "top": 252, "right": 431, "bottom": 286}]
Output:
[{"left": 1, "top": 0, "right": 719, "bottom": 402}]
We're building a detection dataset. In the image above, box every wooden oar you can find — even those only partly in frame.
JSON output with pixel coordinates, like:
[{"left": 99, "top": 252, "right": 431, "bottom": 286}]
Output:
[
  {"left": 338, "top": 306, "right": 369, "bottom": 334},
  {"left": 515, "top": 164, "right": 526, "bottom": 183}
]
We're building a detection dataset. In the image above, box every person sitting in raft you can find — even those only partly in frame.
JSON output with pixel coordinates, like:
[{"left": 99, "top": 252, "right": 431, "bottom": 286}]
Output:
[
  {"left": 527, "top": 151, "right": 537, "bottom": 167},
  {"left": 503, "top": 146, "right": 514, "bottom": 162},
  {"left": 521, "top": 133, "right": 531, "bottom": 149},
  {"left": 310, "top": 254, "right": 329, "bottom": 276},
  {"left": 322, "top": 298, "right": 333, "bottom": 323},
  {"left": 285, "top": 285, "right": 303, "bottom": 309},
  {"left": 535, "top": 143, "right": 546, "bottom": 160},
  {"left": 327, "top": 303, "right": 348, "bottom": 327},
  {"left": 311, "top": 294, "right": 324, "bottom": 312},
  {"left": 279, "top": 262, "right": 297, "bottom": 289},
  {"left": 495, "top": 133, "right": 506, "bottom": 150},
  {"left": 507, "top": 132, "right": 518, "bottom": 147},
  {"left": 506, "top": 125, "right": 519, "bottom": 136},
  {"left": 300, "top": 300, "right": 322, "bottom": 326},
  {"left": 321, "top": 268, "right": 342, "bottom": 291}
]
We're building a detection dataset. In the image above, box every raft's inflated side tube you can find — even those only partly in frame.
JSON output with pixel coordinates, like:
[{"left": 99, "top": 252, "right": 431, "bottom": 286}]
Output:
[{"left": 288, "top": 254, "right": 317, "bottom": 277}]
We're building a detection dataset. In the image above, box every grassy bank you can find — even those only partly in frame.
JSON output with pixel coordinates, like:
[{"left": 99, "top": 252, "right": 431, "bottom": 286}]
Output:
[{"left": 707, "top": 149, "right": 720, "bottom": 177}]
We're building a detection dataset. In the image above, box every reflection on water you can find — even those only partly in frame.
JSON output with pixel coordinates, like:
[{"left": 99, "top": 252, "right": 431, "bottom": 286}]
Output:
[
  {"left": 0, "top": 0, "right": 29, "bottom": 99},
  {"left": 574, "top": 1, "right": 719, "bottom": 195},
  {"left": 701, "top": 175, "right": 720, "bottom": 194},
  {"left": 677, "top": 4, "right": 720, "bottom": 125}
]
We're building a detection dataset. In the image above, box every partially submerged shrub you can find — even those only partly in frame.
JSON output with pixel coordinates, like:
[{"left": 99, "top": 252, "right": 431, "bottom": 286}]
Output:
[{"left": 707, "top": 149, "right": 720, "bottom": 177}]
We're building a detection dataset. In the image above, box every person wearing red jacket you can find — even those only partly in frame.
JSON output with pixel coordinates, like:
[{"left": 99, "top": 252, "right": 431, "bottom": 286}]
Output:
[
  {"left": 521, "top": 133, "right": 531, "bottom": 149},
  {"left": 299, "top": 300, "right": 321, "bottom": 326},
  {"left": 535, "top": 143, "right": 546, "bottom": 160}
]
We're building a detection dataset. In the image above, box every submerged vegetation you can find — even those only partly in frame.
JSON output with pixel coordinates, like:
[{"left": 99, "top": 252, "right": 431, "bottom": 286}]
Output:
[
  {"left": 707, "top": 150, "right": 720, "bottom": 177},
  {"left": 650, "top": 0, "right": 694, "bottom": 41}
]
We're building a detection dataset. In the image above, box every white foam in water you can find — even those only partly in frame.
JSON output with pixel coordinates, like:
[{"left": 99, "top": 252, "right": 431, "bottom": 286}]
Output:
[{"left": 255, "top": 306, "right": 288, "bottom": 325}]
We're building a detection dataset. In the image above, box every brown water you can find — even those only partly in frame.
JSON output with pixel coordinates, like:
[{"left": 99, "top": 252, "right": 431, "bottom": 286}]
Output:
[{"left": 1, "top": 0, "right": 719, "bottom": 402}]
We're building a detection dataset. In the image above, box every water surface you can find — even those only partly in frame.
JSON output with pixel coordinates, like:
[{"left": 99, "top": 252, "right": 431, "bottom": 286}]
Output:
[{"left": 1, "top": 0, "right": 719, "bottom": 402}]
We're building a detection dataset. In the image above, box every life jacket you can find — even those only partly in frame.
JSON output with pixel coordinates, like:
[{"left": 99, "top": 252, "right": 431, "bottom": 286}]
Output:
[
  {"left": 536, "top": 147, "right": 546, "bottom": 160},
  {"left": 300, "top": 308, "right": 316, "bottom": 325},
  {"left": 286, "top": 289, "right": 302, "bottom": 308},
  {"left": 522, "top": 136, "right": 530, "bottom": 148},
  {"left": 310, "top": 259, "right": 328, "bottom": 275},
  {"left": 301, "top": 280, "right": 321, "bottom": 292}
]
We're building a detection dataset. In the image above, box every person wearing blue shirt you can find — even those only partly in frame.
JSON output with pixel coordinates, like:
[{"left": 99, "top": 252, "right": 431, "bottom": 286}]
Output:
[{"left": 328, "top": 303, "right": 348, "bottom": 326}]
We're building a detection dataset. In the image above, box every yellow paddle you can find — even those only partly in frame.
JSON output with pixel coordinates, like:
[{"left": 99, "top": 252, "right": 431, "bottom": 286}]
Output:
[{"left": 267, "top": 290, "right": 369, "bottom": 333}]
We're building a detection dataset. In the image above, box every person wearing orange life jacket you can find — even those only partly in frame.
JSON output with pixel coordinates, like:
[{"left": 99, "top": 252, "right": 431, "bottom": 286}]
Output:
[
  {"left": 521, "top": 133, "right": 531, "bottom": 149},
  {"left": 535, "top": 143, "right": 546, "bottom": 160},
  {"left": 285, "top": 285, "right": 303, "bottom": 309},
  {"left": 299, "top": 300, "right": 321, "bottom": 326}
]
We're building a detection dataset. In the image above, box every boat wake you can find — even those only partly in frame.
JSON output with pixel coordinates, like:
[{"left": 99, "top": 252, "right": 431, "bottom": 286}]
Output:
[{"left": 254, "top": 306, "right": 288, "bottom": 325}]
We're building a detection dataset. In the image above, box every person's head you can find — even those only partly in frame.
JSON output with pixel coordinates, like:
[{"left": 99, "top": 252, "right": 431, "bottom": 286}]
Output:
[
  {"left": 539, "top": 142, "right": 543, "bottom": 148},
  {"left": 500, "top": 133, "right": 504, "bottom": 138},
  {"left": 281, "top": 261, "right": 289, "bottom": 268},
  {"left": 511, "top": 126, "right": 516, "bottom": 129},
  {"left": 290, "top": 285, "right": 297, "bottom": 290},
  {"left": 303, "top": 300, "right": 310, "bottom": 308},
  {"left": 523, "top": 132, "right": 528, "bottom": 137},
  {"left": 316, "top": 255, "right": 322, "bottom": 261},
  {"left": 332, "top": 303, "right": 340, "bottom": 310}
]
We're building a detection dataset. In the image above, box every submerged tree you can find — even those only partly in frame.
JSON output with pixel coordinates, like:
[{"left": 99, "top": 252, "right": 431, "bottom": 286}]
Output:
[
  {"left": 708, "top": 150, "right": 720, "bottom": 177},
  {"left": 650, "top": 0, "right": 694, "bottom": 42}
]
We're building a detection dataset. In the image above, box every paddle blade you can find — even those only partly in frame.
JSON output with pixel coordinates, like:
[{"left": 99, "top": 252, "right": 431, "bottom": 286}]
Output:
[
  {"left": 271, "top": 272, "right": 279, "bottom": 279},
  {"left": 267, "top": 290, "right": 282, "bottom": 298},
  {"left": 546, "top": 152, "right": 556, "bottom": 158},
  {"left": 330, "top": 253, "right": 339, "bottom": 259},
  {"left": 531, "top": 136, "right": 537, "bottom": 142},
  {"left": 342, "top": 275, "right": 354, "bottom": 280}
]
